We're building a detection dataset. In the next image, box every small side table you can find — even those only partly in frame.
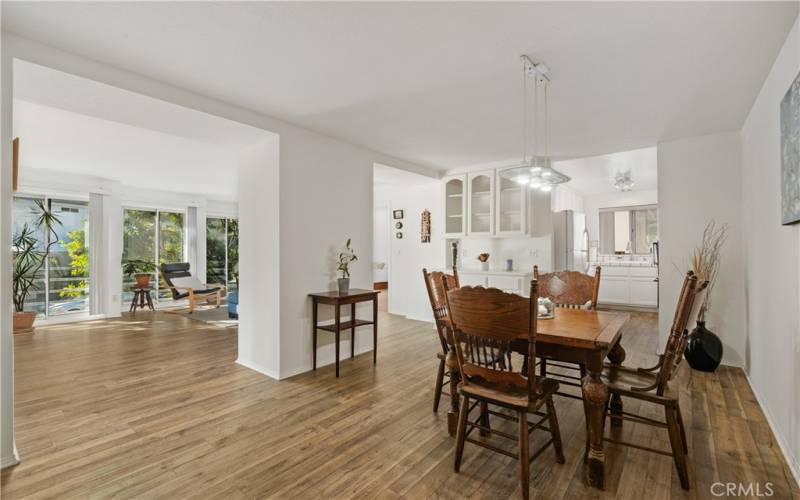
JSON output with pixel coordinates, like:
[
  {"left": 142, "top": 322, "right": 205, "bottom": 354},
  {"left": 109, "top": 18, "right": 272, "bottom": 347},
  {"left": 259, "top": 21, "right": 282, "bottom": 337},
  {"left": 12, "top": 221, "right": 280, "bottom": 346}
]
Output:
[
  {"left": 130, "top": 287, "right": 154, "bottom": 312},
  {"left": 309, "top": 289, "right": 379, "bottom": 377}
]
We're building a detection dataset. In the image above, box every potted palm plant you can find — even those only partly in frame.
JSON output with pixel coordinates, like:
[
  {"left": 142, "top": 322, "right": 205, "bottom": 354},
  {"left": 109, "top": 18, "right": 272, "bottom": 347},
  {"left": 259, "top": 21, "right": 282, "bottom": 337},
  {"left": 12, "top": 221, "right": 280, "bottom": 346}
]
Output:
[
  {"left": 336, "top": 238, "right": 358, "bottom": 294},
  {"left": 12, "top": 199, "right": 61, "bottom": 334},
  {"left": 122, "top": 259, "right": 157, "bottom": 288}
]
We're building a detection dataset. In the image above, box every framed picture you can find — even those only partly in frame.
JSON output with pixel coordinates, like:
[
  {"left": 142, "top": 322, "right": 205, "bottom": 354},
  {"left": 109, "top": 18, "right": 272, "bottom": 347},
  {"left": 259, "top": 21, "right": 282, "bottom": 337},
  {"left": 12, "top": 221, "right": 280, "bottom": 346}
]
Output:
[
  {"left": 393, "top": 209, "right": 404, "bottom": 220},
  {"left": 781, "top": 70, "right": 800, "bottom": 225}
]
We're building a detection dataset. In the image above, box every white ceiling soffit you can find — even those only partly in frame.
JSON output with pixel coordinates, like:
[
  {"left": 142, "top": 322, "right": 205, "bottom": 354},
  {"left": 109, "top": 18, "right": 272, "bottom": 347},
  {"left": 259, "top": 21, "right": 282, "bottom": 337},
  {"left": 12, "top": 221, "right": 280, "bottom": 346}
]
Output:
[
  {"left": 3, "top": 2, "right": 797, "bottom": 171},
  {"left": 13, "top": 99, "right": 241, "bottom": 201},
  {"left": 13, "top": 59, "right": 269, "bottom": 148},
  {"left": 553, "top": 147, "right": 658, "bottom": 196}
]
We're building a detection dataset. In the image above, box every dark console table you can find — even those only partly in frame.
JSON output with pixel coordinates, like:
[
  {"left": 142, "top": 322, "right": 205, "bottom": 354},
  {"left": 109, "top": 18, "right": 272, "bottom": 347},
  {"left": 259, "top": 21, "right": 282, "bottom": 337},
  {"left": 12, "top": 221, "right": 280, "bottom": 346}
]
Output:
[{"left": 308, "top": 289, "right": 379, "bottom": 377}]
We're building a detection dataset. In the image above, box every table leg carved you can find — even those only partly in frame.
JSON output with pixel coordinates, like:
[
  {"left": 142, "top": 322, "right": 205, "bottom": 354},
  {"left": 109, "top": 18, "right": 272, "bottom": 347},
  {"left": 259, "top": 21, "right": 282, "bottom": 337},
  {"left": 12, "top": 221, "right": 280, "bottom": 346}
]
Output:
[
  {"left": 582, "top": 357, "right": 610, "bottom": 490},
  {"left": 607, "top": 340, "right": 626, "bottom": 428}
]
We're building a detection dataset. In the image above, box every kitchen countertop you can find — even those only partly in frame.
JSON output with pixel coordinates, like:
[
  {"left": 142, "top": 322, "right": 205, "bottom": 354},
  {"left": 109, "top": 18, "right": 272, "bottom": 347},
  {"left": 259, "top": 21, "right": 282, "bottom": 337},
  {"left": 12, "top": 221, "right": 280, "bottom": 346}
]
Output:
[
  {"left": 455, "top": 268, "right": 532, "bottom": 276},
  {"left": 590, "top": 261, "right": 656, "bottom": 268}
]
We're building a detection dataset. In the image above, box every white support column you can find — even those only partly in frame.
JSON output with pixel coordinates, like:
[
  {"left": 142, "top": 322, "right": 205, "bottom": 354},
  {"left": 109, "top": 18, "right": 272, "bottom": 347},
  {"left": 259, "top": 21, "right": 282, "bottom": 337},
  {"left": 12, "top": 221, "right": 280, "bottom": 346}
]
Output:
[{"left": 236, "top": 136, "right": 280, "bottom": 379}]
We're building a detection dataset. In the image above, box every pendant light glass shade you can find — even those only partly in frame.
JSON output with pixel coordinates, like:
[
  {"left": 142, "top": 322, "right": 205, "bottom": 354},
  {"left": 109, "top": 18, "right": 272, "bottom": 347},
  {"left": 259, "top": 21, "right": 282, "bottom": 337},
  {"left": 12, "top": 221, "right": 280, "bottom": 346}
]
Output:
[{"left": 499, "top": 57, "right": 569, "bottom": 192}]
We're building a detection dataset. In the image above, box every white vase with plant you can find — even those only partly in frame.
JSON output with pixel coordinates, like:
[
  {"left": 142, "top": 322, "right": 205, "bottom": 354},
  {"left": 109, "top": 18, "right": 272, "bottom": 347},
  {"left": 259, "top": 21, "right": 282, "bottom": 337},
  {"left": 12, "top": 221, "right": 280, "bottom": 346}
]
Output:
[{"left": 337, "top": 238, "right": 358, "bottom": 294}]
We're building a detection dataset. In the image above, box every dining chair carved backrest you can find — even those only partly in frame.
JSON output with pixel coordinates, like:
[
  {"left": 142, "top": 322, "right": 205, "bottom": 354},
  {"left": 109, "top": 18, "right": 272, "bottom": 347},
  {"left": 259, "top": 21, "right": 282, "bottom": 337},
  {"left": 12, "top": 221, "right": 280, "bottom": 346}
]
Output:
[
  {"left": 653, "top": 270, "right": 706, "bottom": 396},
  {"left": 533, "top": 265, "right": 601, "bottom": 310},
  {"left": 442, "top": 281, "right": 540, "bottom": 401},
  {"left": 422, "top": 267, "right": 460, "bottom": 352}
]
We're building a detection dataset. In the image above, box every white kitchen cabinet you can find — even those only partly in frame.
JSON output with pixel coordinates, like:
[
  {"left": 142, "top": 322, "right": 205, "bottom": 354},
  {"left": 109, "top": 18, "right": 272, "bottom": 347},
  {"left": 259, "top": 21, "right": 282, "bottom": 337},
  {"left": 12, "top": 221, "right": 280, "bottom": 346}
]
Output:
[
  {"left": 495, "top": 168, "right": 527, "bottom": 236},
  {"left": 597, "top": 265, "right": 658, "bottom": 308},
  {"left": 467, "top": 171, "right": 494, "bottom": 236},
  {"left": 443, "top": 174, "right": 467, "bottom": 237},
  {"left": 458, "top": 270, "right": 532, "bottom": 295}
]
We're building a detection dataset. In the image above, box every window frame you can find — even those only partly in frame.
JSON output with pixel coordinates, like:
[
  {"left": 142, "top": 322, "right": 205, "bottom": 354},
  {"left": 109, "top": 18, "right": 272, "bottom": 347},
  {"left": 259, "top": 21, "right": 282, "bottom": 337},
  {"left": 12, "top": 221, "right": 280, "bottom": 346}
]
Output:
[
  {"left": 206, "top": 215, "right": 238, "bottom": 291},
  {"left": 121, "top": 206, "right": 187, "bottom": 308},
  {"left": 12, "top": 193, "right": 91, "bottom": 318},
  {"left": 598, "top": 204, "right": 658, "bottom": 256}
]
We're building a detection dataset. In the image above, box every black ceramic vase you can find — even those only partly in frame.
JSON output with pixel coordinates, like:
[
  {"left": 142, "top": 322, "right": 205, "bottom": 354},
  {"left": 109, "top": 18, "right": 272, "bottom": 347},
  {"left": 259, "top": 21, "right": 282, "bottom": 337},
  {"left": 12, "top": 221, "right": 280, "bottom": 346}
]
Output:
[{"left": 684, "top": 321, "right": 723, "bottom": 372}]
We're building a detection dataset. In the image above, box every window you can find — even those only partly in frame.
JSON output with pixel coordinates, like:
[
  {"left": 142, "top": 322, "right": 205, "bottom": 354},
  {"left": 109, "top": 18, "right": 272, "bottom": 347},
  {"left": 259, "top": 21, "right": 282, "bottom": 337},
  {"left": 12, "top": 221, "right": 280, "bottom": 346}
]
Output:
[
  {"left": 599, "top": 205, "right": 658, "bottom": 255},
  {"left": 12, "top": 196, "right": 90, "bottom": 317},
  {"left": 206, "top": 217, "right": 239, "bottom": 292},
  {"left": 122, "top": 208, "right": 185, "bottom": 307}
]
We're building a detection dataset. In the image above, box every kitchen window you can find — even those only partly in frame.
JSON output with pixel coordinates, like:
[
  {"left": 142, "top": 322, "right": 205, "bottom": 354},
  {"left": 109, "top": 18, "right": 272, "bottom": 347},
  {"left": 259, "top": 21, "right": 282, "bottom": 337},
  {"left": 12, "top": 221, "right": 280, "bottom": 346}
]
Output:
[{"left": 599, "top": 205, "right": 658, "bottom": 255}]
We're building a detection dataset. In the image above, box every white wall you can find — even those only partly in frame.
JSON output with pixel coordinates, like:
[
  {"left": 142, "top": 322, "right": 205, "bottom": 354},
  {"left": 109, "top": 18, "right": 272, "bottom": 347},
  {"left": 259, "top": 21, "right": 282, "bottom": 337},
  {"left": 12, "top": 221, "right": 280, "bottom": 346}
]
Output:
[
  {"left": 373, "top": 204, "right": 389, "bottom": 283},
  {"left": 237, "top": 138, "right": 280, "bottom": 378},
  {"left": 657, "top": 131, "right": 745, "bottom": 367},
  {"left": 741, "top": 15, "right": 800, "bottom": 481},
  {"left": 583, "top": 189, "right": 658, "bottom": 246},
  {"left": 375, "top": 183, "right": 445, "bottom": 322}
]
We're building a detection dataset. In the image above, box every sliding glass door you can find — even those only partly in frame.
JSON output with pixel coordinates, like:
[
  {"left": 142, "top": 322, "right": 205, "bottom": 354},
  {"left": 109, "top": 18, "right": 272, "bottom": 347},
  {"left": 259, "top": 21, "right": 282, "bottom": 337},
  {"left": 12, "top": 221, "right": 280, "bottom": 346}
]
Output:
[
  {"left": 206, "top": 217, "right": 239, "bottom": 292},
  {"left": 12, "top": 195, "right": 90, "bottom": 317},
  {"left": 122, "top": 208, "right": 185, "bottom": 307}
]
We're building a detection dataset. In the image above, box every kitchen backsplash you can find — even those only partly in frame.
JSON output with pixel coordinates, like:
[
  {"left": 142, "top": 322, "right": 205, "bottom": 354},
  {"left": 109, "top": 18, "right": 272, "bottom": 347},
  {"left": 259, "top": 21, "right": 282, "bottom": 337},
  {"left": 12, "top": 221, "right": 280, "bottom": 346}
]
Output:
[{"left": 448, "top": 236, "right": 553, "bottom": 273}]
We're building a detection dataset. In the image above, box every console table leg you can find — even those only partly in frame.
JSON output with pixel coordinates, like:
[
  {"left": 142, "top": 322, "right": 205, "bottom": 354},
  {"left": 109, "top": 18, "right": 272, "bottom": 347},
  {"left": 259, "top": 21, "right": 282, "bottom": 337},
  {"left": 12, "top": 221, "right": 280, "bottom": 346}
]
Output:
[
  {"left": 312, "top": 300, "right": 318, "bottom": 370},
  {"left": 335, "top": 303, "right": 341, "bottom": 378},
  {"left": 350, "top": 303, "right": 356, "bottom": 359}
]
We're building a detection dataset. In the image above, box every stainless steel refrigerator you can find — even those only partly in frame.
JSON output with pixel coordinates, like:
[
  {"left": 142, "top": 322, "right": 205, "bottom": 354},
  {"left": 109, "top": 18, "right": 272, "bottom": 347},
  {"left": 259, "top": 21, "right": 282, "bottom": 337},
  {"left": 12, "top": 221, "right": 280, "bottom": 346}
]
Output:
[{"left": 553, "top": 210, "right": 589, "bottom": 272}]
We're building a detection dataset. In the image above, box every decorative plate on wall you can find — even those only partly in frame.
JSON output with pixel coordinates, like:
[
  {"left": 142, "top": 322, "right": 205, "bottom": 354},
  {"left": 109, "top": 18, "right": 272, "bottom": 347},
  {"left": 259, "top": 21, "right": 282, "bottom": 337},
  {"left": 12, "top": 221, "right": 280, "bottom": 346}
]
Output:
[
  {"left": 396, "top": 232, "right": 403, "bottom": 239},
  {"left": 395, "top": 222, "right": 403, "bottom": 229}
]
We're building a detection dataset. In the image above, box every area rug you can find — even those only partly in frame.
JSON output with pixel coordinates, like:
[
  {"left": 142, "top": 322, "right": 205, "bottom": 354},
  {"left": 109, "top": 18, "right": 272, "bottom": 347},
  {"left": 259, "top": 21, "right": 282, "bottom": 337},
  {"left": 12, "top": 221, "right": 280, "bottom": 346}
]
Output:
[{"left": 165, "top": 304, "right": 238, "bottom": 328}]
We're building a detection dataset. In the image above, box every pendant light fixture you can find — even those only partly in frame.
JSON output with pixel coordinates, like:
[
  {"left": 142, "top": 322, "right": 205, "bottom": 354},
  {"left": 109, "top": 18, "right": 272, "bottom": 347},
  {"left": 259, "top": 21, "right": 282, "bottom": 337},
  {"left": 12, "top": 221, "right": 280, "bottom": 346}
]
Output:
[{"left": 500, "top": 55, "right": 570, "bottom": 192}]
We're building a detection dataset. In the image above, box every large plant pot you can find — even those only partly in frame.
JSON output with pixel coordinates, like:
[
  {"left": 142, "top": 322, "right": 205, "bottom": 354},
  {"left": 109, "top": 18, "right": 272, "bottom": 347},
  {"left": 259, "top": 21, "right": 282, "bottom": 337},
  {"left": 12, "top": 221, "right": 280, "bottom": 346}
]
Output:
[
  {"left": 337, "top": 278, "right": 350, "bottom": 294},
  {"left": 684, "top": 321, "right": 723, "bottom": 372},
  {"left": 135, "top": 273, "right": 152, "bottom": 289},
  {"left": 13, "top": 311, "right": 36, "bottom": 334}
]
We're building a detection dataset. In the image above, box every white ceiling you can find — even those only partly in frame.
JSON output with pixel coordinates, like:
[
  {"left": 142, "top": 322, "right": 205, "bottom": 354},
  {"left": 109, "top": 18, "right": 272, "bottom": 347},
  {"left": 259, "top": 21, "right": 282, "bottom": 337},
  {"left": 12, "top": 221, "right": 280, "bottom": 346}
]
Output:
[
  {"left": 3, "top": 2, "right": 797, "bottom": 171},
  {"left": 12, "top": 61, "right": 270, "bottom": 201},
  {"left": 554, "top": 147, "right": 658, "bottom": 196}
]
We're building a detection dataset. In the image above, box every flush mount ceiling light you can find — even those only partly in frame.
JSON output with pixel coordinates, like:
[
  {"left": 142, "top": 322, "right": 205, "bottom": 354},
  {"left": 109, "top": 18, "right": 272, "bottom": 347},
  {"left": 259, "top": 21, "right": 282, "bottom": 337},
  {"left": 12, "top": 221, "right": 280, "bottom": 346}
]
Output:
[
  {"left": 613, "top": 171, "right": 635, "bottom": 192},
  {"left": 500, "top": 55, "right": 570, "bottom": 192}
]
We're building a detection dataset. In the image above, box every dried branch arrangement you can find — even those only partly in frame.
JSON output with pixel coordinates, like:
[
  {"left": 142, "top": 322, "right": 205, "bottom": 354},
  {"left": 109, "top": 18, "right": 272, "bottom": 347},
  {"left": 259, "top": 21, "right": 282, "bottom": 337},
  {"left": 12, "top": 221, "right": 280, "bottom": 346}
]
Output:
[{"left": 691, "top": 220, "right": 728, "bottom": 322}]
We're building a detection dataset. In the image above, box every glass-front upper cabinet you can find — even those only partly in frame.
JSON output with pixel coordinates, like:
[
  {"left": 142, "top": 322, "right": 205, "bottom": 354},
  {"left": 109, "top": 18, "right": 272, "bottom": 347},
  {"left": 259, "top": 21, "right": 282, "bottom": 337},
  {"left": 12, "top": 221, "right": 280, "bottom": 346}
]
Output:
[
  {"left": 495, "top": 168, "right": 527, "bottom": 235},
  {"left": 443, "top": 174, "right": 467, "bottom": 237},
  {"left": 468, "top": 171, "right": 494, "bottom": 236}
]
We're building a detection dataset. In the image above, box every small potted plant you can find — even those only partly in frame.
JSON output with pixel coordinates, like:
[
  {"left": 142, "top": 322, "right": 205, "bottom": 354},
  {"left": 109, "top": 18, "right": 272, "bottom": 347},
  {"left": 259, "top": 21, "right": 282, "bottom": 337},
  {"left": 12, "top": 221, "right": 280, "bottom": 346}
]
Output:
[
  {"left": 12, "top": 199, "right": 61, "bottom": 334},
  {"left": 122, "top": 259, "right": 157, "bottom": 288},
  {"left": 336, "top": 238, "right": 358, "bottom": 294}
]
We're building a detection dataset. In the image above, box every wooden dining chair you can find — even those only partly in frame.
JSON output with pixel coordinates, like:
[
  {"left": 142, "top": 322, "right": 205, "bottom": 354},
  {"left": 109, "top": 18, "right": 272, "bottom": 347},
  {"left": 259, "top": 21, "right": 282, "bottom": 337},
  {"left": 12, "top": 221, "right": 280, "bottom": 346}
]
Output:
[
  {"left": 533, "top": 265, "right": 601, "bottom": 399},
  {"left": 596, "top": 271, "right": 705, "bottom": 490},
  {"left": 443, "top": 279, "right": 564, "bottom": 500},
  {"left": 422, "top": 267, "right": 460, "bottom": 414}
]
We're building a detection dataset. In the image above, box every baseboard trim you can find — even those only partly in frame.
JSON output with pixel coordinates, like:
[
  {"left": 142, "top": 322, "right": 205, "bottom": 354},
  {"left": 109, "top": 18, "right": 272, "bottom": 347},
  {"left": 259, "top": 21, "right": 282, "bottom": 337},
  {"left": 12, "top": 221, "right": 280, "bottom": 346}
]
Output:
[
  {"left": 743, "top": 370, "right": 800, "bottom": 488},
  {"left": 235, "top": 358, "right": 279, "bottom": 380},
  {"left": 280, "top": 345, "right": 374, "bottom": 380},
  {"left": 1, "top": 445, "right": 20, "bottom": 470}
]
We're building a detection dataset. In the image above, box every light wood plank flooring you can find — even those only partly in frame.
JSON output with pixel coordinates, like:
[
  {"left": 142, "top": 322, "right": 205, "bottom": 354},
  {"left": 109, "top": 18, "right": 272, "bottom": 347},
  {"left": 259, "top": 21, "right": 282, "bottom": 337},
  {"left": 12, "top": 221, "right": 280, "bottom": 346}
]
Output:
[{"left": 1, "top": 309, "right": 798, "bottom": 499}]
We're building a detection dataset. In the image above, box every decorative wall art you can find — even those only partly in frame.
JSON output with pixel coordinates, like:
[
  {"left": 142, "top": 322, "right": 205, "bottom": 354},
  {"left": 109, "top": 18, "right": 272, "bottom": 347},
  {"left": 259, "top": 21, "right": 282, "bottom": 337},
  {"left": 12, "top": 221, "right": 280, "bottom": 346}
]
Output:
[
  {"left": 395, "top": 221, "right": 403, "bottom": 230},
  {"left": 781, "top": 70, "right": 800, "bottom": 225},
  {"left": 420, "top": 209, "right": 431, "bottom": 243},
  {"left": 393, "top": 209, "right": 404, "bottom": 220},
  {"left": 396, "top": 232, "right": 403, "bottom": 239}
]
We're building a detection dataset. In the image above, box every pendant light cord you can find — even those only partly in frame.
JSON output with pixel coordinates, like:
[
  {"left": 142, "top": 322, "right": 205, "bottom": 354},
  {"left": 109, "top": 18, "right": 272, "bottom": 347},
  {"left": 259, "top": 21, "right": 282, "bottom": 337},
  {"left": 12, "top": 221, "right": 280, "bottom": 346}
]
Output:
[
  {"left": 522, "top": 59, "right": 527, "bottom": 163},
  {"left": 544, "top": 81, "right": 549, "bottom": 159}
]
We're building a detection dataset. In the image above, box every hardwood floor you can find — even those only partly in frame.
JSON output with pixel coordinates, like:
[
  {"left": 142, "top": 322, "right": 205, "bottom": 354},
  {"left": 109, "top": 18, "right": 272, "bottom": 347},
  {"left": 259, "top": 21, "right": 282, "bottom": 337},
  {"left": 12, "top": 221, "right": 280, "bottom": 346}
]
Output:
[{"left": 1, "top": 310, "right": 798, "bottom": 499}]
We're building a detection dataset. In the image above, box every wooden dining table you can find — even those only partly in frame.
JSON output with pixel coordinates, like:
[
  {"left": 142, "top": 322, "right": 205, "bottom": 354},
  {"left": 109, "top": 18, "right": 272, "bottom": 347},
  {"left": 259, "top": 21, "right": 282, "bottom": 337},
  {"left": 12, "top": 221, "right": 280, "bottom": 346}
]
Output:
[
  {"left": 536, "top": 308, "right": 629, "bottom": 490},
  {"left": 444, "top": 307, "right": 629, "bottom": 490}
]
